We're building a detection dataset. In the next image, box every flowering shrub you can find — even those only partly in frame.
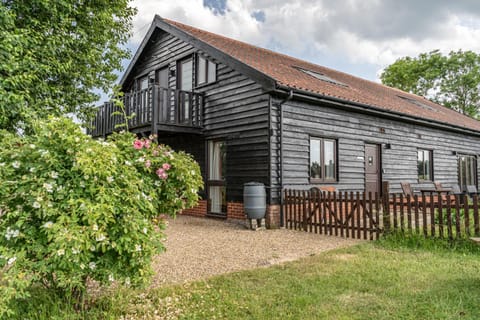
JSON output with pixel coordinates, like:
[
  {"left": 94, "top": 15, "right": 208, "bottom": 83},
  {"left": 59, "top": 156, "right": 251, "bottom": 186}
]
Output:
[{"left": 0, "top": 117, "right": 202, "bottom": 316}]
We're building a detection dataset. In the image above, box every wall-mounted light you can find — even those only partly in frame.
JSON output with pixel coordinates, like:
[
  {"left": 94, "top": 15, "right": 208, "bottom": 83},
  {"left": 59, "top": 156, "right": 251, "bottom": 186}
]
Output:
[
  {"left": 452, "top": 151, "right": 458, "bottom": 156},
  {"left": 169, "top": 69, "right": 176, "bottom": 77},
  {"left": 384, "top": 143, "right": 391, "bottom": 150}
]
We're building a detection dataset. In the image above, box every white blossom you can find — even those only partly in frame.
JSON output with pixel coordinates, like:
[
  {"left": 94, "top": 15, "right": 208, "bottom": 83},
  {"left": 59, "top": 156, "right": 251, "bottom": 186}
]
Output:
[
  {"left": 7, "top": 256, "right": 17, "bottom": 265},
  {"left": 92, "top": 224, "right": 98, "bottom": 231},
  {"left": 143, "top": 227, "right": 148, "bottom": 234},
  {"left": 80, "top": 181, "right": 85, "bottom": 188},
  {"left": 43, "top": 183, "right": 54, "bottom": 193},
  {"left": 125, "top": 277, "right": 131, "bottom": 286},
  {"left": 96, "top": 234, "right": 106, "bottom": 242},
  {"left": 57, "top": 249, "right": 65, "bottom": 256},
  {"left": 29, "top": 167, "right": 36, "bottom": 173},
  {"left": 84, "top": 175, "right": 90, "bottom": 180},
  {"left": 124, "top": 161, "right": 131, "bottom": 166},
  {"left": 0, "top": 162, "right": 5, "bottom": 167},
  {"left": 40, "top": 150, "right": 49, "bottom": 157},
  {"left": 5, "top": 227, "right": 19, "bottom": 240},
  {"left": 33, "top": 201, "right": 41, "bottom": 209},
  {"left": 12, "top": 161, "right": 20, "bottom": 169},
  {"left": 72, "top": 248, "right": 80, "bottom": 255},
  {"left": 42, "top": 221, "right": 53, "bottom": 229},
  {"left": 90, "top": 245, "right": 96, "bottom": 252},
  {"left": 80, "top": 263, "right": 85, "bottom": 270},
  {"left": 29, "top": 144, "right": 36, "bottom": 149},
  {"left": 50, "top": 171, "right": 58, "bottom": 179},
  {"left": 107, "top": 176, "right": 114, "bottom": 183},
  {"left": 108, "top": 274, "right": 114, "bottom": 282},
  {"left": 89, "top": 262, "right": 96, "bottom": 270},
  {"left": 135, "top": 244, "right": 142, "bottom": 252}
]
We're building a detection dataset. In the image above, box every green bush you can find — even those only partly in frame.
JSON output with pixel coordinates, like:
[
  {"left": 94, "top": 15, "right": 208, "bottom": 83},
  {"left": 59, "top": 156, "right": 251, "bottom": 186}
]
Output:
[{"left": 0, "top": 117, "right": 202, "bottom": 317}]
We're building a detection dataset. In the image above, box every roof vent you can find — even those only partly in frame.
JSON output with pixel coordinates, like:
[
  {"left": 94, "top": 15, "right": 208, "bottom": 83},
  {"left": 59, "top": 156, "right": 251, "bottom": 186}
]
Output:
[
  {"left": 397, "top": 95, "right": 438, "bottom": 112},
  {"left": 294, "top": 67, "right": 348, "bottom": 87}
]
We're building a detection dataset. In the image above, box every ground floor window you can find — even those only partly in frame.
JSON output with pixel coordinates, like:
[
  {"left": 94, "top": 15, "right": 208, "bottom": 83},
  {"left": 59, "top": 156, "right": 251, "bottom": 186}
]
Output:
[
  {"left": 208, "top": 140, "right": 226, "bottom": 214},
  {"left": 310, "top": 137, "right": 337, "bottom": 182},
  {"left": 417, "top": 149, "right": 433, "bottom": 181},
  {"left": 458, "top": 154, "right": 477, "bottom": 190}
]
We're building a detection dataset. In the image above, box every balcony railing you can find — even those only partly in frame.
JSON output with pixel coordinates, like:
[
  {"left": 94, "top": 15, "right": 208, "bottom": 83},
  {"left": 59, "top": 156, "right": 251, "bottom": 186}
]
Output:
[{"left": 88, "top": 85, "right": 204, "bottom": 137}]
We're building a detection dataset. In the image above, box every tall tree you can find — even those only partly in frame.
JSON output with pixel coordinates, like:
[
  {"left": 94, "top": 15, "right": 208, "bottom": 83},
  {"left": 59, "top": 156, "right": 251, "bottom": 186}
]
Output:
[
  {"left": 0, "top": 1, "right": 136, "bottom": 132},
  {"left": 381, "top": 50, "right": 480, "bottom": 118}
]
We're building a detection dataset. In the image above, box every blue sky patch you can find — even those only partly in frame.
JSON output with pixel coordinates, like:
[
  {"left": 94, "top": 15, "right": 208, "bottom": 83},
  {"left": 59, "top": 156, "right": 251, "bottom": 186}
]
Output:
[
  {"left": 251, "top": 10, "right": 265, "bottom": 23},
  {"left": 203, "top": 0, "right": 227, "bottom": 15}
]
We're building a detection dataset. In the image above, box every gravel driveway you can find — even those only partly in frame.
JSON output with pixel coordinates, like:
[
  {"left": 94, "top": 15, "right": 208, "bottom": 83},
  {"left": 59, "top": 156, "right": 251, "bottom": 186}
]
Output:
[{"left": 151, "top": 215, "right": 361, "bottom": 286}]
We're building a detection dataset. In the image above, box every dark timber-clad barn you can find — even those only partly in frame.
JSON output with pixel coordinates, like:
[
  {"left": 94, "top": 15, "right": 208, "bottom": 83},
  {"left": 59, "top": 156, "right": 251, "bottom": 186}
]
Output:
[{"left": 90, "top": 15, "right": 480, "bottom": 227}]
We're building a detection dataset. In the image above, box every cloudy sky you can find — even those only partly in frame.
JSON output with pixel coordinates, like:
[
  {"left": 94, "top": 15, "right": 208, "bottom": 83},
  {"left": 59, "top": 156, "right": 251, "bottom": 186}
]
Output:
[{"left": 125, "top": 0, "right": 480, "bottom": 82}]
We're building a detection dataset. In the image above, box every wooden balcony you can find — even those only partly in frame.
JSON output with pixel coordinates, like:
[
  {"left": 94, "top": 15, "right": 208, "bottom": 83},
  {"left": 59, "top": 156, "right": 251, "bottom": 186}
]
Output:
[{"left": 88, "top": 85, "right": 204, "bottom": 137}]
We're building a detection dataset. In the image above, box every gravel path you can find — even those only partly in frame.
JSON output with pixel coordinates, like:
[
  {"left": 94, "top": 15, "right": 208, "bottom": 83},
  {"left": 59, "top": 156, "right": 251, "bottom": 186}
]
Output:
[{"left": 151, "top": 215, "right": 361, "bottom": 286}]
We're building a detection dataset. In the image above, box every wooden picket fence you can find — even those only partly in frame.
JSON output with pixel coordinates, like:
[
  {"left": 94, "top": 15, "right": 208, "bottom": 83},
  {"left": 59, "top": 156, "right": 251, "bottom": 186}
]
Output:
[{"left": 283, "top": 189, "right": 480, "bottom": 241}]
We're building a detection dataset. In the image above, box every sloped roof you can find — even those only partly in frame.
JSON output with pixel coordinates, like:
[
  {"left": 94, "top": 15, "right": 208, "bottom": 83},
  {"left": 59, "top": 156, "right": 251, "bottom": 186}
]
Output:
[{"left": 129, "top": 16, "right": 480, "bottom": 133}]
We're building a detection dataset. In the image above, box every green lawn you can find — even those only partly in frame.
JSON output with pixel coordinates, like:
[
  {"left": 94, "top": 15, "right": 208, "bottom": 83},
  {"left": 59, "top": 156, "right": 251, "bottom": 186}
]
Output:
[{"left": 12, "top": 240, "right": 480, "bottom": 320}]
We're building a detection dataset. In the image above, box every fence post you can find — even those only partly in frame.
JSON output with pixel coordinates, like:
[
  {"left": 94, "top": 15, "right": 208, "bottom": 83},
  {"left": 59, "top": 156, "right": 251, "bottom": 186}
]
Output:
[{"left": 382, "top": 181, "right": 391, "bottom": 233}]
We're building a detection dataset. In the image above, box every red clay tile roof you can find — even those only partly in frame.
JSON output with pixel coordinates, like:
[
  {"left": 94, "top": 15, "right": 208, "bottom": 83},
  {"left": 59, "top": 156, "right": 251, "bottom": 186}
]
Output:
[{"left": 164, "top": 18, "right": 480, "bottom": 132}]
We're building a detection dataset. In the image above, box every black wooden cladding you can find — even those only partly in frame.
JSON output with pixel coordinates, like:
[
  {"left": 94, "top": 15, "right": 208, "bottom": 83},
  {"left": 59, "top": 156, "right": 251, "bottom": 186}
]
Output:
[
  {"left": 271, "top": 98, "right": 480, "bottom": 204},
  {"left": 88, "top": 86, "right": 203, "bottom": 137},
  {"left": 284, "top": 188, "right": 480, "bottom": 240}
]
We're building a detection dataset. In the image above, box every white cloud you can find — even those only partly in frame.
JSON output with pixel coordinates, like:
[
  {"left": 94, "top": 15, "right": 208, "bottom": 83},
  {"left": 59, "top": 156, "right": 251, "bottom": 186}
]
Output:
[{"left": 128, "top": 0, "right": 480, "bottom": 81}]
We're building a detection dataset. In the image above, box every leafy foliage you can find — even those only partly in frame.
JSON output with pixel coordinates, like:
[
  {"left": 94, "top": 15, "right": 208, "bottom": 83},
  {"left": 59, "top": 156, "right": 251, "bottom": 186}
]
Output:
[
  {"left": 0, "top": 117, "right": 203, "bottom": 317},
  {"left": 381, "top": 50, "right": 480, "bottom": 118},
  {"left": 0, "top": 1, "right": 136, "bottom": 132}
]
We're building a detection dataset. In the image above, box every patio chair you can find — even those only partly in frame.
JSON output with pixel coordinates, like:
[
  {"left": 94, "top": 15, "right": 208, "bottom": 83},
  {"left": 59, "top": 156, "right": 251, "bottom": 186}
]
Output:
[
  {"left": 466, "top": 185, "right": 480, "bottom": 199},
  {"left": 434, "top": 181, "right": 455, "bottom": 205}
]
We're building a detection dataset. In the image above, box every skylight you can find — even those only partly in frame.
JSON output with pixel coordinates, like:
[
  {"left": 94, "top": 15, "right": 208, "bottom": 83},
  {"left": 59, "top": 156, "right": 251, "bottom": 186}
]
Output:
[
  {"left": 397, "top": 96, "right": 438, "bottom": 112},
  {"left": 295, "top": 67, "right": 348, "bottom": 87}
]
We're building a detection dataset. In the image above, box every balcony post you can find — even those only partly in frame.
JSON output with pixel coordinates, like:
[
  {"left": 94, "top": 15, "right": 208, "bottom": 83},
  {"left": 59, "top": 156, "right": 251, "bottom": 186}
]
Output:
[{"left": 151, "top": 85, "right": 159, "bottom": 135}]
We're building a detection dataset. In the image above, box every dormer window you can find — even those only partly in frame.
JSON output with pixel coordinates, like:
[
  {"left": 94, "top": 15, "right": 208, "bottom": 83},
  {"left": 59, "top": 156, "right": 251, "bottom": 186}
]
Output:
[{"left": 197, "top": 54, "right": 217, "bottom": 86}]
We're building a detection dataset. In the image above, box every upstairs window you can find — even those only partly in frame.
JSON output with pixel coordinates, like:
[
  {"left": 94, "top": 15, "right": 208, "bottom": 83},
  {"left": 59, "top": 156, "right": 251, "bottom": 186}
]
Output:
[
  {"left": 178, "top": 58, "right": 193, "bottom": 91},
  {"left": 197, "top": 55, "right": 217, "bottom": 86},
  {"left": 417, "top": 149, "right": 433, "bottom": 181},
  {"left": 310, "top": 137, "right": 337, "bottom": 182}
]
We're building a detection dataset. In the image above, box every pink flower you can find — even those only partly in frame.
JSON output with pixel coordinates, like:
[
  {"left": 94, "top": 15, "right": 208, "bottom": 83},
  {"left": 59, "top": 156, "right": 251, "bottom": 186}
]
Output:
[
  {"left": 133, "top": 140, "right": 144, "bottom": 150},
  {"left": 152, "top": 150, "right": 159, "bottom": 156},
  {"left": 156, "top": 168, "right": 168, "bottom": 180},
  {"left": 145, "top": 160, "right": 151, "bottom": 168},
  {"left": 162, "top": 163, "right": 171, "bottom": 170},
  {"left": 144, "top": 140, "right": 151, "bottom": 149}
]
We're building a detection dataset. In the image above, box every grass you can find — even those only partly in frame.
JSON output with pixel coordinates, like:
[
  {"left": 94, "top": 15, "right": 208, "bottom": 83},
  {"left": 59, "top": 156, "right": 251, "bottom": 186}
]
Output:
[{"left": 9, "top": 239, "right": 480, "bottom": 320}]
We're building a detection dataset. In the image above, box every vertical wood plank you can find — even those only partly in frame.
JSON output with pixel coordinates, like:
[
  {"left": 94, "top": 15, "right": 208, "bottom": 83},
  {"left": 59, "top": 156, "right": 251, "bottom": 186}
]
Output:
[
  {"left": 438, "top": 195, "right": 444, "bottom": 239},
  {"left": 368, "top": 192, "right": 373, "bottom": 240},
  {"left": 446, "top": 196, "right": 453, "bottom": 240},
  {"left": 338, "top": 192, "right": 343, "bottom": 237},
  {"left": 375, "top": 192, "right": 380, "bottom": 240},
  {"left": 474, "top": 195, "right": 480, "bottom": 236},
  {"left": 362, "top": 192, "right": 367, "bottom": 240},
  {"left": 356, "top": 192, "right": 361, "bottom": 239},
  {"left": 422, "top": 193, "right": 427, "bottom": 237},
  {"left": 464, "top": 195, "right": 470, "bottom": 237},
  {"left": 400, "top": 194, "right": 405, "bottom": 233},
  {"left": 430, "top": 193, "right": 435, "bottom": 238},
  {"left": 302, "top": 190, "right": 307, "bottom": 231},
  {"left": 392, "top": 193, "right": 398, "bottom": 230},
  {"left": 414, "top": 195, "right": 420, "bottom": 234},
  {"left": 407, "top": 194, "right": 412, "bottom": 232},
  {"left": 333, "top": 192, "right": 338, "bottom": 236},
  {"left": 455, "top": 195, "right": 461, "bottom": 238},
  {"left": 345, "top": 192, "right": 350, "bottom": 238}
]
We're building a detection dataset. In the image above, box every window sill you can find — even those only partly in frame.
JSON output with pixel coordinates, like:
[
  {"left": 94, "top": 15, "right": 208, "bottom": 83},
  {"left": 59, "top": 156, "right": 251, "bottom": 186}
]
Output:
[{"left": 309, "top": 178, "right": 338, "bottom": 184}]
